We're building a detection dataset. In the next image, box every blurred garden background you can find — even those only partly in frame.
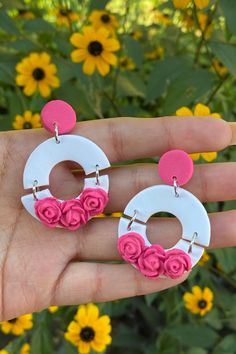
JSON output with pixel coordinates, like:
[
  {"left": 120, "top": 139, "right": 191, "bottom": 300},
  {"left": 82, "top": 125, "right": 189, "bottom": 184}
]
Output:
[{"left": 1, "top": 0, "right": 236, "bottom": 353}]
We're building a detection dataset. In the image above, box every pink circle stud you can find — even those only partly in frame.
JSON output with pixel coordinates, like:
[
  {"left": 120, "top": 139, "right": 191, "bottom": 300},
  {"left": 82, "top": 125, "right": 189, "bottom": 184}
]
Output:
[
  {"left": 41, "top": 100, "right": 76, "bottom": 135},
  {"left": 158, "top": 149, "right": 193, "bottom": 186}
]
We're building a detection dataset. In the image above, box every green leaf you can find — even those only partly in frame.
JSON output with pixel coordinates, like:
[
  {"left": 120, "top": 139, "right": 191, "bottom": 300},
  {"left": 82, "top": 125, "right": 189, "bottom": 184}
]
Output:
[
  {"left": 167, "top": 324, "right": 219, "bottom": 349},
  {"left": 123, "top": 35, "right": 143, "bottom": 67},
  {"left": 163, "top": 68, "right": 215, "bottom": 114},
  {"left": 89, "top": 0, "right": 110, "bottom": 11},
  {"left": 117, "top": 72, "right": 146, "bottom": 98},
  {"left": 31, "top": 313, "right": 53, "bottom": 354},
  {"left": 203, "top": 308, "right": 223, "bottom": 330},
  {"left": 219, "top": 0, "right": 236, "bottom": 36},
  {"left": 209, "top": 41, "right": 236, "bottom": 78},
  {"left": 186, "top": 348, "right": 207, "bottom": 354},
  {"left": 5, "top": 39, "right": 38, "bottom": 52},
  {"left": 0, "top": 11, "right": 20, "bottom": 35},
  {"left": 213, "top": 334, "right": 236, "bottom": 354},
  {"left": 156, "top": 332, "right": 181, "bottom": 354},
  {"left": 213, "top": 248, "right": 236, "bottom": 273},
  {"left": 23, "top": 18, "right": 54, "bottom": 33}
]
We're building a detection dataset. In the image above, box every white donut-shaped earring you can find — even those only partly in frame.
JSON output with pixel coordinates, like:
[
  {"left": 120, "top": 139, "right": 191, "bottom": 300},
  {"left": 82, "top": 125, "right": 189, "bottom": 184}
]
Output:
[
  {"left": 21, "top": 100, "right": 110, "bottom": 231},
  {"left": 117, "top": 150, "right": 211, "bottom": 279}
]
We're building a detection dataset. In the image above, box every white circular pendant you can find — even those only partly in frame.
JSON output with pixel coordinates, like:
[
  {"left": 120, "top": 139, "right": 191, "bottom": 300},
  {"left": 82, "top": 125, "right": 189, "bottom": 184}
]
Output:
[
  {"left": 118, "top": 185, "right": 211, "bottom": 270},
  {"left": 22, "top": 134, "right": 110, "bottom": 225}
]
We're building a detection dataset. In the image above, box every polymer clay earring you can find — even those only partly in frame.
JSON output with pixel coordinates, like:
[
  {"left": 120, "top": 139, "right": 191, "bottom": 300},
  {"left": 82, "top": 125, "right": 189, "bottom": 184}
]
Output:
[
  {"left": 22, "top": 100, "right": 110, "bottom": 231},
  {"left": 118, "top": 150, "right": 211, "bottom": 279}
]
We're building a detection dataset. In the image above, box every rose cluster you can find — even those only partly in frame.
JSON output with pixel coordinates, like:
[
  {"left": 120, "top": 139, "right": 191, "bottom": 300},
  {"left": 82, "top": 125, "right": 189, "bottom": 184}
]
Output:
[
  {"left": 118, "top": 232, "right": 191, "bottom": 279},
  {"left": 34, "top": 188, "right": 108, "bottom": 230}
]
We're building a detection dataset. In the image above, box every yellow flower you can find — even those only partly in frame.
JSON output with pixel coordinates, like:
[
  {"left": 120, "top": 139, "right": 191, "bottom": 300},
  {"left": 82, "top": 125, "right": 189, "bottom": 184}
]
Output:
[
  {"left": 53, "top": 7, "right": 79, "bottom": 27},
  {"left": 130, "top": 31, "right": 143, "bottom": 40},
  {"left": 0, "top": 350, "right": 9, "bottom": 354},
  {"left": 20, "top": 343, "right": 30, "bottom": 354},
  {"left": 145, "top": 47, "right": 164, "bottom": 60},
  {"left": 16, "top": 52, "right": 60, "bottom": 97},
  {"left": 12, "top": 110, "right": 41, "bottom": 130},
  {"left": 198, "top": 251, "right": 210, "bottom": 266},
  {"left": 17, "top": 9, "right": 35, "bottom": 19},
  {"left": 0, "top": 314, "right": 33, "bottom": 336},
  {"left": 212, "top": 58, "right": 228, "bottom": 77},
  {"left": 154, "top": 11, "right": 172, "bottom": 25},
  {"left": 70, "top": 26, "right": 120, "bottom": 76},
  {"left": 64, "top": 303, "right": 112, "bottom": 354},
  {"left": 196, "top": 12, "right": 213, "bottom": 37},
  {"left": 89, "top": 10, "right": 118, "bottom": 34},
  {"left": 183, "top": 285, "right": 213, "bottom": 316},
  {"left": 176, "top": 103, "right": 221, "bottom": 162},
  {"left": 119, "top": 56, "right": 135, "bottom": 71},
  {"left": 173, "top": 0, "right": 209, "bottom": 8},
  {"left": 48, "top": 306, "right": 59, "bottom": 313}
]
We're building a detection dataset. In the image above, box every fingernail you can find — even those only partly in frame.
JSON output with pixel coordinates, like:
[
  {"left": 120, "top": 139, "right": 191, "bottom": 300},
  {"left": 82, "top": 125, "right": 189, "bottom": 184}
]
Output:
[{"left": 229, "top": 123, "right": 236, "bottom": 145}]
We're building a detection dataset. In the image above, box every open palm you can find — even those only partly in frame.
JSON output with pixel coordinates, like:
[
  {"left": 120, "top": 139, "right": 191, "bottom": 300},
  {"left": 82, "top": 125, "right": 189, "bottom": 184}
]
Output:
[{"left": 0, "top": 116, "right": 235, "bottom": 321}]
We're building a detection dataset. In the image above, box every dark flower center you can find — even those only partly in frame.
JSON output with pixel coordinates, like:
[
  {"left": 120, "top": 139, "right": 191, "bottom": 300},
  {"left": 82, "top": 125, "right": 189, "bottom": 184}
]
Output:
[
  {"left": 88, "top": 41, "right": 103, "bottom": 56},
  {"left": 101, "top": 14, "right": 110, "bottom": 23},
  {"left": 32, "top": 68, "right": 45, "bottom": 81},
  {"left": 80, "top": 326, "right": 95, "bottom": 342},
  {"left": 19, "top": 9, "right": 27, "bottom": 15},
  {"left": 60, "top": 8, "right": 71, "bottom": 16},
  {"left": 23, "top": 122, "right": 32, "bottom": 129},
  {"left": 8, "top": 318, "right": 17, "bottom": 323},
  {"left": 0, "top": 106, "right": 8, "bottom": 114},
  {"left": 163, "top": 14, "right": 170, "bottom": 18},
  {"left": 198, "top": 300, "right": 207, "bottom": 309}
]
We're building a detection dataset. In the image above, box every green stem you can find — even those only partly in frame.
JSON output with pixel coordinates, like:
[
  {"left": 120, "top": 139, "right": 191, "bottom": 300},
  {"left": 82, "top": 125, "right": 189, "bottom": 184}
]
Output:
[{"left": 206, "top": 73, "right": 229, "bottom": 105}]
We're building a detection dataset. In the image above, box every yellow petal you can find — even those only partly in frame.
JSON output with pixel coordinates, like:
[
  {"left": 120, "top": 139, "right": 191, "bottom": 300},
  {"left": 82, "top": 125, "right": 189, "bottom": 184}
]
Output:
[
  {"left": 0, "top": 322, "right": 12, "bottom": 333},
  {"left": 91, "top": 341, "right": 106, "bottom": 352},
  {"left": 202, "top": 152, "right": 217, "bottom": 162},
  {"left": 203, "top": 287, "right": 214, "bottom": 302},
  {"left": 101, "top": 51, "right": 117, "bottom": 65},
  {"left": 176, "top": 107, "right": 193, "bottom": 116},
  {"left": 71, "top": 49, "right": 88, "bottom": 63},
  {"left": 46, "top": 75, "right": 60, "bottom": 88},
  {"left": 70, "top": 33, "right": 89, "bottom": 49},
  {"left": 211, "top": 113, "right": 221, "bottom": 119},
  {"left": 38, "top": 81, "right": 51, "bottom": 97},
  {"left": 183, "top": 292, "right": 195, "bottom": 303},
  {"left": 16, "top": 74, "right": 30, "bottom": 86},
  {"left": 78, "top": 341, "right": 91, "bottom": 354},
  {"left": 173, "top": 0, "right": 190, "bottom": 8},
  {"left": 76, "top": 305, "right": 88, "bottom": 327},
  {"left": 83, "top": 56, "right": 96, "bottom": 75},
  {"left": 189, "top": 153, "right": 200, "bottom": 161},
  {"left": 23, "top": 79, "right": 37, "bottom": 96},
  {"left": 104, "top": 38, "right": 120, "bottom": 52},
  {"left": 194, "top": 103, "right": 210, "bottom": 116},
  {"left": 39, "top": 52, "right": 51, "bottom": 64},
  {"left": 194, "top": 0, "right": 209, "bottom": 9},
  {"left": 96, "top": 57, "right": 110, "bottom": 76},
  {"left": 191, "top": 285, "right": 203, "bottom": 300},
  {"left": 86, "top": 303, "right": 99, "bottom": 324}
]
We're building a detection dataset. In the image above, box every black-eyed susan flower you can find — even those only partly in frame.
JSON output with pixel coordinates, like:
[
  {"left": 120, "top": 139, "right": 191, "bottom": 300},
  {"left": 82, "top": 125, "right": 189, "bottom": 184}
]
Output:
[
  {"left": 16, "top": 52, "right": 60, "bottom": 97},
  {"left": 20, "top": 344, "right": 30, "bottom": 354},
  {"left": 12, "top": 110, "right": 41, "bottom": 130},
  {"left": 0, "top": 349, "right": 9, "bottom": 354},
  {"left": 70, "top": 26, "right": 120, "bottom": 76},
  {"left": 52, "top": 6, "right": 79, "bottom": 27},
  {"left": 130, "top": 30, "right": 143, "bottom": 40},
  {"left": 64, "top": 303, "right": 112, "bottom": 354},
  {"left": 89, "top": 10, "right": 118, "bottom": 34},
  {"left": 183, "top": 285, "right": 213, "bottom": 316},
  {"left": 198, "top": 250, "right": 210, "bottom": 266},
  {"left": 212, "top": 58, "right": 228, "bottom": 77},
  {"left": 119, "top": 56, "right": 135, "bottom": 71},
  {"left": 196, "top": 12, "right": 213, "bottom": 37},
  {"left": 154, "top": 11, "right": 172, "bottom": 26},
  {"left": 145, "top": 47, "right": 164, "bottom": 60},
  {"left": 0, "top": 314, "right": 33, "bottom": 336},
  {"left": 48, "top": 306, "right": 59, "bottom": 313},
  {"left": 173, "top": 0, "right": 209, "bottom": 9},
  {"left": 176, "top": 103, "right": 221, "bottom": 162}
]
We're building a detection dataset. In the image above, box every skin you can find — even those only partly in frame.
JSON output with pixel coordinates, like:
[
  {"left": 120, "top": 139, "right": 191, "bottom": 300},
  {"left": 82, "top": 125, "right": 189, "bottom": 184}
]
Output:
[{"left": 0, "top": 116, "right": 236, "bottom": 321}]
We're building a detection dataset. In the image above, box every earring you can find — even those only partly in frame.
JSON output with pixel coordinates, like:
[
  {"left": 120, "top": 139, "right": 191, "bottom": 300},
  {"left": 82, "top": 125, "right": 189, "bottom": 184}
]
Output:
[
  {"left": 117, "top": 150, "right": 210, "bottom": 279},
  {"left": 21, "top": 100, "right": 110, "bottom": 231}
]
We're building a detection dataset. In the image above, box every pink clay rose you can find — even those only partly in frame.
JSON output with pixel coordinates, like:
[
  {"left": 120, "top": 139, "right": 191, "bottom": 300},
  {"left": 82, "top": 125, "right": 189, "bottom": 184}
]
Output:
[
  {"left": 60, "top": 199, "right": 88, "bottom": 231},
  {"left": 80, "top": 188, "right": 108, "bottom": 216},
  {"left": 118, "top": 233, "right": 145, "bottom": 264},
  {"left": 164, "top": 249, "right": 191, "bottom": 279},
  {"left": 35, "top": 197, "right": 61, "bottom": 228},
  {"left": 137, "top": 245, "right": 165, "bottom": 278}
]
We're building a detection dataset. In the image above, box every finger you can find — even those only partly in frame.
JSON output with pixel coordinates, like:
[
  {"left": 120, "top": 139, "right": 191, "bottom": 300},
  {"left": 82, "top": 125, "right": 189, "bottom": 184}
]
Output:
[
  {"left": 69, "top": 162, "right": 236, "bottom": 212},
  {"left": 4, "top": 116, "right": 232, "bottom": 171},
  {"left": 71, "top": 210, "right": 236, "bottom": 261},
  {"left": 53, "top": 262, "right": 190, "bottom": 307}
]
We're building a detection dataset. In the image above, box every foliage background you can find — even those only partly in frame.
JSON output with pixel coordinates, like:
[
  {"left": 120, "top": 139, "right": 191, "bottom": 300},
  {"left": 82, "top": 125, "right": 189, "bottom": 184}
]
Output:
[{"left": 1, "top": 0, "right": 236, "bottom": 353}]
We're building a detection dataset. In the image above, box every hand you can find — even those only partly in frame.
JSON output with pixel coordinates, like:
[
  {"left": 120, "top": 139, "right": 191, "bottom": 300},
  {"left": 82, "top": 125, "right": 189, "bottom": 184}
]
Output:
[{"left": 0, "top": 116, "right": 235, "bottom": 321}]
